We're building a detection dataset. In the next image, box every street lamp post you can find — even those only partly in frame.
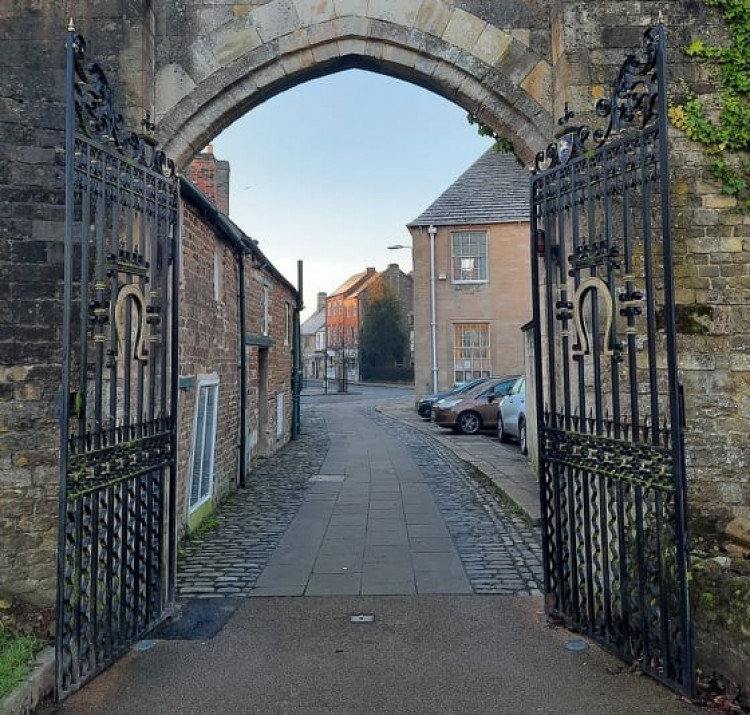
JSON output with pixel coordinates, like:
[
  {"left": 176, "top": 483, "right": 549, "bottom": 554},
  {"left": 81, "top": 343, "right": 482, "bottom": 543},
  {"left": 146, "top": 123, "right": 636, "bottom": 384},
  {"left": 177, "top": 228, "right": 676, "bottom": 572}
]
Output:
[
  {"left": 389, "top": 227, "right": 438, "bottom": 393},
  {"left": 427, "top": 225, "right": 438, "bottom": 394}
]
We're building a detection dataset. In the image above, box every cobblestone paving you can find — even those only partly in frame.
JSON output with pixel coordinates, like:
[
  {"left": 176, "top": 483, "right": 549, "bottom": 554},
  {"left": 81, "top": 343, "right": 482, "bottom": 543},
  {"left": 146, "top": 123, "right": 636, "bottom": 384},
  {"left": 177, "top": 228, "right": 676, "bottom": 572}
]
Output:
[
  {"left": 176, "top": 409, "right": 329, "bottom": 599},
  {"left": 368, "top": 406, "right": 544, "bottom": 595},
  {"left": 177, "top": 403, "right": 544, "bottom": 599}
]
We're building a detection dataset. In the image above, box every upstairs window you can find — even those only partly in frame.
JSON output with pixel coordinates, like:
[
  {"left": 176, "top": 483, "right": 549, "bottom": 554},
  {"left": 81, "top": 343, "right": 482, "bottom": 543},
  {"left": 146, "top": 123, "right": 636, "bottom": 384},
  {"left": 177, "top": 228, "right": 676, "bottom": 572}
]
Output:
[
  {"left": 451, "top": 231, "right": 487, "bottom": 283},
  {"left": 262, "top": 285, "right": 270, "bottom": 336}
]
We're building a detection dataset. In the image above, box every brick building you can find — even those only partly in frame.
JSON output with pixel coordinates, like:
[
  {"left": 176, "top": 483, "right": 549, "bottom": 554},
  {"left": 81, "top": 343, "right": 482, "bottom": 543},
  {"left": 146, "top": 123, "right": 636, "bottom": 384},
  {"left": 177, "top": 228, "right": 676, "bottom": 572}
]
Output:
[
  {"left": 325, "top": 268, "right": 378, "bottom": 385},
  {"left": 179, "top": 178, "right": 298, "bottom": 534}
]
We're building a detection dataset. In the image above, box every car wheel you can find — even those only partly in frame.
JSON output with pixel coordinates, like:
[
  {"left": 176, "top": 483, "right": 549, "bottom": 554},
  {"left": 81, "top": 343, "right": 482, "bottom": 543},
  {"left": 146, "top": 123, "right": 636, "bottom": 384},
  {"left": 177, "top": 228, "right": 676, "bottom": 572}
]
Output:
[
  {"left": 498, "top": 415, "right": 511, "bottom": 443},
  {"left": 519, "top": 419, "right": 528, "bottom": 455},
  {"left": 457, "top": 411, "right": 481, "bottom": 435}
]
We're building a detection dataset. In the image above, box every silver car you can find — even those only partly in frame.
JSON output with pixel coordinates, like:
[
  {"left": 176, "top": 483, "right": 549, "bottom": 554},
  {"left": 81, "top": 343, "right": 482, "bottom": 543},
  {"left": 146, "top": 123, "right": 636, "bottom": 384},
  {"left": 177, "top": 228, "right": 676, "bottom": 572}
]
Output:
[{"left": 497, "top": 376, "right": 527, "bottom": 454}]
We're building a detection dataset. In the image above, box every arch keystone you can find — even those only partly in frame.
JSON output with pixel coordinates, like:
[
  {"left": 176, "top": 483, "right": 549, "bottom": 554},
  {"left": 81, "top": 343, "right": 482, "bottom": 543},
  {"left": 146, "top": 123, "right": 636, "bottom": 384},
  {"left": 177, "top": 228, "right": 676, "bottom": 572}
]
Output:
[
  {"left": 333, "top": 0, "right": 367, "bottom": 16},
  {"left": 293, "top": 0, "right": 336, "bottom": 26},
  {"left": 367, "top": 0, "right": 420, "bottom": 26},
  {"left": 254, "top": 0, "right": 302, "bottom": 43}
]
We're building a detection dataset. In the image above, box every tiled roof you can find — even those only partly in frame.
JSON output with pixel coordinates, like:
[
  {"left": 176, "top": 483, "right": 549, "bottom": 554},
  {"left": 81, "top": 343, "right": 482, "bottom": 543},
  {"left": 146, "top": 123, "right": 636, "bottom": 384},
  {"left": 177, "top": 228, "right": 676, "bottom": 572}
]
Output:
[
  {"left": 329, "top": 269, "right": 376, "bottom": 297},
  {"left": 408, "top": 149, "right": 530, "bottom": 227},
  {"left": 301, "top": 308, "right": 326, "bottom": 335}
]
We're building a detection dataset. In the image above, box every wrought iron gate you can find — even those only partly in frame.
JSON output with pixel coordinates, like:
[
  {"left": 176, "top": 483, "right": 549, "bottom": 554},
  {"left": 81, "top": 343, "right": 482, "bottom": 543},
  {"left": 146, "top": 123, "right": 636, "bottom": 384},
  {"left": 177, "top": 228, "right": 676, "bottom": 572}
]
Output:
[
  {"left": 57, "top": 26, "right": 179, "bottom": 697},
  {"left": 531, "top": 26, "right": 693, "bottom": 695}
]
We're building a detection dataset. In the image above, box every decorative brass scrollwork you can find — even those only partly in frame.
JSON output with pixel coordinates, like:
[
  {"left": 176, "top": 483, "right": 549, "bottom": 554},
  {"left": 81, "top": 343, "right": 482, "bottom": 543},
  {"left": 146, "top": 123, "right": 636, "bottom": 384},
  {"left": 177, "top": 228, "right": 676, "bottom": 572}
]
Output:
[{"left": 571, "top": 277, "right": 614, "bottom": 358}]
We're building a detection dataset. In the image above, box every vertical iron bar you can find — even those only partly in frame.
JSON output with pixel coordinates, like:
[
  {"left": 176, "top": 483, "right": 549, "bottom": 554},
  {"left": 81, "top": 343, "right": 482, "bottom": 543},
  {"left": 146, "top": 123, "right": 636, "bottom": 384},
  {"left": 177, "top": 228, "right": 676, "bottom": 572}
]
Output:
[
  {"left": 108, "top": 162, "right": 121, "bottom": 444},
  {"left": 568, "top": 160, "right": 583, "bottom": 623},
  {"left": 78, "top": 174, "right": 91, "bottom": 442},
  {"left": 160, "top": 186, "right": 169, "bottom": 419},
  {"left": 57, "top": 23, "right": 77, "bottom": 698},
  {"left": 148, "top": 178, "right": 158, "bottom": 423},
  {"left": 543, "top": 183, "right": 566, "bottom": 616},
  {"left": 640, "top": 134, "right": 660, "bottom": 442},
  {"left": 599, "top": 147, "right": 613, "bottom": 635},
  {"left": 123, "top": 199, "right": 134, "bottom": 427},
  {"left": 655, "top": 25, "right": 693, "bottom": 694},
  {"left": 654, "top": 489, "right": 672, "bottom": 678},
  {"left": 137, "top": 188, "right": 147, "bottom": 434},
  {"left": 93, "top": 156, "right": 106, "bottom": 449},
  {"left": 530, "top": 178, "right": 551, "bottom": 604},
  {"left": 168, "top": 182, "right": 180, "bottom": 606}
]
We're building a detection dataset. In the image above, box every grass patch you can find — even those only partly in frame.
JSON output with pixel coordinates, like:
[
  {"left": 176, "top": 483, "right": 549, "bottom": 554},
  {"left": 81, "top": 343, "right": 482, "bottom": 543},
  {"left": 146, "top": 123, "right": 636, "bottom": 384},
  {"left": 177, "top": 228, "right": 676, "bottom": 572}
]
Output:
[{"left": 0, "top": 625, "right": 39, "bottom": 700}]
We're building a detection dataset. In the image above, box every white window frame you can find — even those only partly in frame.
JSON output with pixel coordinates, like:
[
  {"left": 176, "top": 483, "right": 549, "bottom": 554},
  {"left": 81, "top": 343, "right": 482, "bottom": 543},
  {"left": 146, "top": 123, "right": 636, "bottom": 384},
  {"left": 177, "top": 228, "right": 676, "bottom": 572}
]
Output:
[
  {"left": 213, "top": 248, "right": 223, "bottom": 302},
  {"left": 453, "top": 323, "right": 491, "bottom": 383},
  {"left": 451, "top": 230, "right": 488, "bottom": 283},
  {"left": 284, "top": 303, "right": 291, "bottom": 346},
  {"left": 276, "top": 390, "right": 284, "bottom": 439},
  {"left": 188, "top": 375, "right": 219, "bottom": 513},
  {"left": 262, "top": 284, "right": 270, "bottom": 336}
]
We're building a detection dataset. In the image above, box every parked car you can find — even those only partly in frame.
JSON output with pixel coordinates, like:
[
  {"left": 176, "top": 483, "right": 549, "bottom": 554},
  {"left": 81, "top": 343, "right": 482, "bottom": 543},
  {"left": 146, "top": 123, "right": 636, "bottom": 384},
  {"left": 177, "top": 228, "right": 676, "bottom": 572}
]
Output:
[
  {"left": 416, "top": 376, "right": 498, "bottom": 419},
  {"left": 498, "top": 375, "right": 527, "bottom": 454},
  {"left": 432, "top": 375, "right": 520, "bottom": 435}
]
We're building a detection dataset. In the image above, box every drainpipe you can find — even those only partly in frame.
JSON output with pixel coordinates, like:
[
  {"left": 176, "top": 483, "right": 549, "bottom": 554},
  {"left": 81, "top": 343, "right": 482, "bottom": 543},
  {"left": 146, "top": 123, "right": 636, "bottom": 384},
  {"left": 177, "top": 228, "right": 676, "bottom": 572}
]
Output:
[
  {"left": 291, "top": 260, "right": 303, "bottom": 439},
  {"left": 238, "top": 247, "right": 248, "bottom": 487},
  {"left": 428, "top": 224, "right": 438, "bottom": 393}
]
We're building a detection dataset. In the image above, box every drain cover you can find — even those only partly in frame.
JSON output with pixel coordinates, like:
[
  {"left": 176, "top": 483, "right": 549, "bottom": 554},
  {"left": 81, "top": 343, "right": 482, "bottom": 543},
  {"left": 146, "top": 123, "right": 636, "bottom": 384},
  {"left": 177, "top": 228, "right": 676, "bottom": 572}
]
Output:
[
  {"left": 350, "top": 614, "right": 374, "bottom": 623},
  {"left": 133, "top": 640, "right": 157, "bottom": 651},
  {"left": 564, "top": 638, "right": 589, "bottom": 652},
  {"left": 309, "top": 474, "right": 346, "bottom": 482}
]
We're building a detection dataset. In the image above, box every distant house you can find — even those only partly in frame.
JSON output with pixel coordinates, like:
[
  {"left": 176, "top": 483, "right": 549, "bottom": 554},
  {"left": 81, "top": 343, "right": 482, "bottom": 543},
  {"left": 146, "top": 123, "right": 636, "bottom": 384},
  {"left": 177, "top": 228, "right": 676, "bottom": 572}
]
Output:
[
  {"left": 407, "top": 149, "right": 530, "bottom": 399},
  {"left": 324, "top": 264, "right": 413, "bottom": 384},
  {"left": 326, "top": 268, "right": 379, "bottom": 385},
  {"left": 358, "top": 263, "right": 414, "bottom": 379},
  {"left": 301, "top": 292, "right": 328, "bottom": 381}
]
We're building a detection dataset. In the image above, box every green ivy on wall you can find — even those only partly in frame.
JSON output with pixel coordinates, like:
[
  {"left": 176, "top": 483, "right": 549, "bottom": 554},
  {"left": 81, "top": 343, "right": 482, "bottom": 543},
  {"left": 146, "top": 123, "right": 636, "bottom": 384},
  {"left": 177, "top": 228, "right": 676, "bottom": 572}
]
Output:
[{"left": 667, "top": 0, "right": 750, "bottom": 210}]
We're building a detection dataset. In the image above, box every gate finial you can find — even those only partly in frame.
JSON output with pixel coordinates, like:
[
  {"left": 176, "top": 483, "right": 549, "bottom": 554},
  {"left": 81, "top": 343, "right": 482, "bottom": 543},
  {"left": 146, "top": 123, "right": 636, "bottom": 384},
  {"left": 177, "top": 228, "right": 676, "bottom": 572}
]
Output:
[{"left": 67, "top": 17, "right": 75, "bottom": 32}]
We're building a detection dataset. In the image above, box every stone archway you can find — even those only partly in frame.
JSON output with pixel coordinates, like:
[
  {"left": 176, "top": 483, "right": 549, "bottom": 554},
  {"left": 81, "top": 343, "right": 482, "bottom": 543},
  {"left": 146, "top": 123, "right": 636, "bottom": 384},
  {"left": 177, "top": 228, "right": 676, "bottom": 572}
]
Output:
[{"left": 153, "top": 1, "right": 554, "bottom": 168}]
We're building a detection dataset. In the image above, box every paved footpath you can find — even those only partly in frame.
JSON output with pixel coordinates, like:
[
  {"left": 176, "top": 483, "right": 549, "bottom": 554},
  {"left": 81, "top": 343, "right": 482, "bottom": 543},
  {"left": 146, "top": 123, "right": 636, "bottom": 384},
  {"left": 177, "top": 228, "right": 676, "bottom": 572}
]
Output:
[
  {"left": 51, "top": 397, "right": 697, "bottom": 714},
  {"left": 177, "top": 400, "right": 543, "bottom": 599}
]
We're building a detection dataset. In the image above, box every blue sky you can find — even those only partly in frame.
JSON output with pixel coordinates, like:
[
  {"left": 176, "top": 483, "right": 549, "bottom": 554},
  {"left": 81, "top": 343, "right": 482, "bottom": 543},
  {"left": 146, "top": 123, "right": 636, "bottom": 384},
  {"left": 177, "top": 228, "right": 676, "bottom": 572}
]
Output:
[{"left": 212, "top": 69, "right": 494, "bottom": 319}]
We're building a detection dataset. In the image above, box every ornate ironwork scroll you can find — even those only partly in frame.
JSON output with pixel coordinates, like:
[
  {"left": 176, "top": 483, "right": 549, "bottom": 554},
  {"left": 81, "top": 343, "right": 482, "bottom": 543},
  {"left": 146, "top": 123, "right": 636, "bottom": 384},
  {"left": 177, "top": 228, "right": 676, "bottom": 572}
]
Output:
[
  {"left": 58, "top": 24, "right": 179, "bottom": 699},
  {"left": 530, "top": 26, "right": 694, "bottom": 696},
  {"left": 534, "top": 27, "right": 662, "bottom": 173}
]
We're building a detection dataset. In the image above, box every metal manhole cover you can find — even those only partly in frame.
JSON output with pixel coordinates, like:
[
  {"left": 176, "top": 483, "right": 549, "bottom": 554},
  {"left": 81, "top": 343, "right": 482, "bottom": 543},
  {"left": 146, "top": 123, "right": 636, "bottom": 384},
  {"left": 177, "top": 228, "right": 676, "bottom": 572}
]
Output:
[
  {"left": 564, "top": 638, "right": 589, "bottom": 652},
  {"left": 350, "top": 614, "right": 374, "bottom": 623}
]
